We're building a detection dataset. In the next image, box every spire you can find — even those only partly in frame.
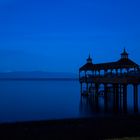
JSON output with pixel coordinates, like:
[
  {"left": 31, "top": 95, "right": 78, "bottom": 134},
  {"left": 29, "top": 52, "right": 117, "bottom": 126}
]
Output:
[
  {"left": 124, "top": 48, "right": 127, "bottom": 53},
  {"left": 87, "top": 53, "right": 92, "bottom": 63},
  {"left": 88, "top": 53, "right": 91, "bottom": 59},
  {"left": 121, "top": 48, "right": 128, "bottom": 59}
]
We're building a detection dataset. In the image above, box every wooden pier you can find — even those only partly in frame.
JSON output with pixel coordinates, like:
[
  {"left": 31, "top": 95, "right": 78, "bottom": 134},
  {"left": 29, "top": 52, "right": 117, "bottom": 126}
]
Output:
[{"left": 79, "top": 49, "right": 140, "bottom": 113}]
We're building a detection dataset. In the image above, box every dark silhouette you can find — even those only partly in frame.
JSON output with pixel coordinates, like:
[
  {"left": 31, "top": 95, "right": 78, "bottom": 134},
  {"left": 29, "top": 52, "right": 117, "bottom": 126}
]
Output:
[{"left": 79, "top": 49, "right": 140, "bottom": 113}]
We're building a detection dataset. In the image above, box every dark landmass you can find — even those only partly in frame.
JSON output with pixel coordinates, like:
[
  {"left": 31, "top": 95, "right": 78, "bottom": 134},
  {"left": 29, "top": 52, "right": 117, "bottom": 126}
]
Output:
[
  {"left": 1, "top": 115, "right": 140, "bottom": 140},
  {"left": 0, "top": 71, "right": 78, "bottom": 80},
  {"left": 0, "top": 78, "right": 78, "bottom": 81}
]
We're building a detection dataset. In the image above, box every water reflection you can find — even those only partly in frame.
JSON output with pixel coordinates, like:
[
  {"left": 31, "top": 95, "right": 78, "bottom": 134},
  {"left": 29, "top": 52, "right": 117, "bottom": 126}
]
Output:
[{"left": 79, "top": 87, "right": 139, "bottom": 115}]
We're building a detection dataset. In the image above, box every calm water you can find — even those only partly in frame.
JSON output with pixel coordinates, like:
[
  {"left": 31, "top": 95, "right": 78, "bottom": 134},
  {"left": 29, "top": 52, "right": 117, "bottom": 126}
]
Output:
[{"left": 0, "top": 80, "right": 140, "bottom": 123}]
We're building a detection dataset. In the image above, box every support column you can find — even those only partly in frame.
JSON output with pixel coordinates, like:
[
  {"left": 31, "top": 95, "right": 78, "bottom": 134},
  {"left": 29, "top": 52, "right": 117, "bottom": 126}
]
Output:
[
  {"left": 86, "top": 82, "right": 89, "bottom": 95},
  {"left": 120, "top": 69, "right": 122, "bottom": 75},
  {"left": 95, "top": 83, "right": 99, "bottom": 95},
  {"left": 134, "top": 84, "right": 138, "bottom": 113},
  {"left": 113, "top": 84, "right": 116, "bottom": 112},
  {"left": 113, "top": 84, "right": 119, "bottom": 113},
  {"left": 104, "top": 84, "right": 108, "bottom": 112},
  {"left": 111, "top": 69, "right": 113, "bottom": 75},
  {"left": 92, "top": 71, "right": 94, "bottom": 76},
  {"left": 95, "top": 71, "right": 97, "bottom": 76},
  {"left": 104, "top": 70, "right": 107, "bottom": 76},
  {"left": 85, "top": 71, "right": 87, "bottom": 78},
  {"left": 95, "top": 83, "right": 99, "bottom": 111},
  {"left": 119, "top": 84, "right": 123, "bottom": 113},
  {"left": 104, "top": 84, "right": 108, "bottom": 100},
  {"left": 123, "top": 84, "right": 127, "bottom": 113},
  {"left": 89, "top": 83, "right": 92, "bottom": 94},
  {"left": 98, "top": 70, "right": 100, "bottom": 76},
  {"left": 116, "top": 69, "right": 118, "bottom": 75},
  {"left": 127, "top": 68, "right": 129, "bottom": 74}
]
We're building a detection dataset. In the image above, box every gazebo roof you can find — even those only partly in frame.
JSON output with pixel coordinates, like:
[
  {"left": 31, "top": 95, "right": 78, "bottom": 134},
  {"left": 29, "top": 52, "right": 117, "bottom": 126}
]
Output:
[
  {"left": 79, "top": 63, "right": 94, "bottom": 71},
  {"left": 80, "top": 50, "right": 139, "bottom": 71},
  {"left": 117, "top": 58, "right": 138, "bottom": 66}
]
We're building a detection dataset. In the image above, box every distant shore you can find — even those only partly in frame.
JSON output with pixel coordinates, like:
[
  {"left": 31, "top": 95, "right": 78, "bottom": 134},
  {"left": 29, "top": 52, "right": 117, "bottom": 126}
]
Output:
[
  {"left": 0, "top": 72, "right": 78, "bottom": 81},
  {"left": 1, "top": 115, "right": 140, "bottom": 140},
  {"left": 0, "top": 78, "right": 79, "bottom": 81}
]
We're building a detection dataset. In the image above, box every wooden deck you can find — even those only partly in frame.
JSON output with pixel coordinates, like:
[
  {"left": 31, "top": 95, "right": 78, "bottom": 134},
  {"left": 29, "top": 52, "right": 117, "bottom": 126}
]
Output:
[{"left": 80, "top": 75, "right": 140, "bottom": 84}]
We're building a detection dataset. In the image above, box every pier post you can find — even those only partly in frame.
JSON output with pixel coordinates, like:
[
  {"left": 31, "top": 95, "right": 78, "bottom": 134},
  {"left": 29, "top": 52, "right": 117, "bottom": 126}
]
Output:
[
  {"left": 86, "top": 82, "right": 89, "bottom": 95},
  {"left": 94, "top": 83, "right": 99, "bottom": 111},
  {"left": 113, "top": 84, "right": 119, "bottom": 113},
  {"left": 116, "top": 69, "right": 118, "bottom": 75},
  {"left": 104, "top": 84, "right": 108, "bottom": 98},
  {"left": 95, "top": 84, "right": 99, "bottom": 95},
  {"left": 104, "top": 70, "right": 107, "bottom": 76},
  {"left": 120, "top": 69, "right": 122, "bottom": 75},
  {"left": 119, "top": 84, "right": 123, "bottom": 112},
  {"left": 95, "top": 84, "right": 99, "bottom": 103},
  {"left": 104, "top": 84, "right": 108, "bottom": 112},
  {"left": 113, "top": 84, "right": 115, "bottom": 112},
  {"left": 123, "top": 84, "right": 127, "bottom": 113},
  {"left": 116, "top": 84, "right": 119, "bottom": 106},
  {"left": 133, "top": 84, "right": 138, "bottom": 113}
]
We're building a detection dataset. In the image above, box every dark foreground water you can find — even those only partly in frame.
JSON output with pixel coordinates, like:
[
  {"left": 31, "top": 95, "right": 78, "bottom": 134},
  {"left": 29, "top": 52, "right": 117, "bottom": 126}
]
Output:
[{"left": 0, "top": 80, "right": 140, "bottom": 123}]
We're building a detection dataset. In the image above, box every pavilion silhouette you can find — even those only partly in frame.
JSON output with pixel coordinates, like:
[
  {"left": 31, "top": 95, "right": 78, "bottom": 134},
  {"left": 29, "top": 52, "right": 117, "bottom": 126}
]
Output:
[{"left": 79, "top": 49, "right": 140, "bottom": 113}]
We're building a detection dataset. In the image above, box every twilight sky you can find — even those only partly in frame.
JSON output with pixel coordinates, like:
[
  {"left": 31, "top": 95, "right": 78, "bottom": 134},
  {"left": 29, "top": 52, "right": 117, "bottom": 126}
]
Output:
[{"left": 0, "top": 0, "right": 140, "bottom": 73}]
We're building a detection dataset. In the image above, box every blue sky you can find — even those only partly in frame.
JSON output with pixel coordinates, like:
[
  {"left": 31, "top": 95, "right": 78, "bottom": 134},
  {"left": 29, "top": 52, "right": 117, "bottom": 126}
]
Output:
[{"left": 0, "top": 0, "right": 140, "bottom": 73}]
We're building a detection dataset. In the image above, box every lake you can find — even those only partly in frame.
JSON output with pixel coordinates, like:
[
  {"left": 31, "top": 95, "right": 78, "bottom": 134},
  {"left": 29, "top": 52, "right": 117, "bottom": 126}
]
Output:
[{"left": 0, "top": 80, "right": 140, "bottom": 123}]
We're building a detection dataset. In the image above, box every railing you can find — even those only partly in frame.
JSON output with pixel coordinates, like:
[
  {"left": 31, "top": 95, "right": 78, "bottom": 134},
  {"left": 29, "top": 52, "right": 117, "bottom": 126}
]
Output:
[
  {"left": 79, "top": 73, "right": 140, "bottom": 84},
  {"left": 80, "top": 71, "right": 140, "bottom": 79}
]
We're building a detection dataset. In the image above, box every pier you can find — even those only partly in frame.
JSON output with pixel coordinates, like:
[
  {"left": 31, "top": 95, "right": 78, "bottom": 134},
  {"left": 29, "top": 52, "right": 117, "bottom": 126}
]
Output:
[{"left": 79, "top": 49, "right": 140, "bottom": 113}]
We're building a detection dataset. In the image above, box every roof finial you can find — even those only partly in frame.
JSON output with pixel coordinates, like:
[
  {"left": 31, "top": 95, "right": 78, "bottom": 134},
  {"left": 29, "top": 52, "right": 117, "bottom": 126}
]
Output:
[
  {"left": 121, "top": 47, "right": 128, "bottom": 59},
  {"left": 89, "top": 53, "right": 91, "bottom": 59},
  {"left": 87, "top": 53, "right": 92, "bottom": 63},
  {"left": 124, "top": 47, "right": 126, "bottom": 53}
]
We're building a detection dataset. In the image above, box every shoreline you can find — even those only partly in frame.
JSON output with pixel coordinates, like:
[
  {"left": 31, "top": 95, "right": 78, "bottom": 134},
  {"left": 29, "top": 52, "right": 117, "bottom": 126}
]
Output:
[{"left": 1, "top": 115, "right": 140, "bottom": 140}]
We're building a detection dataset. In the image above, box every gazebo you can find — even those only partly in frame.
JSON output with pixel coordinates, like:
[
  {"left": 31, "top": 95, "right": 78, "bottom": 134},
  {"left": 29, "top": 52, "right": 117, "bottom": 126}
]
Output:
[
  {"left": 79, "top": 49, "right": 139, "bottom": 78},
  {"left": 79, "top": 49, "right": 140, "bottom": 112}
]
